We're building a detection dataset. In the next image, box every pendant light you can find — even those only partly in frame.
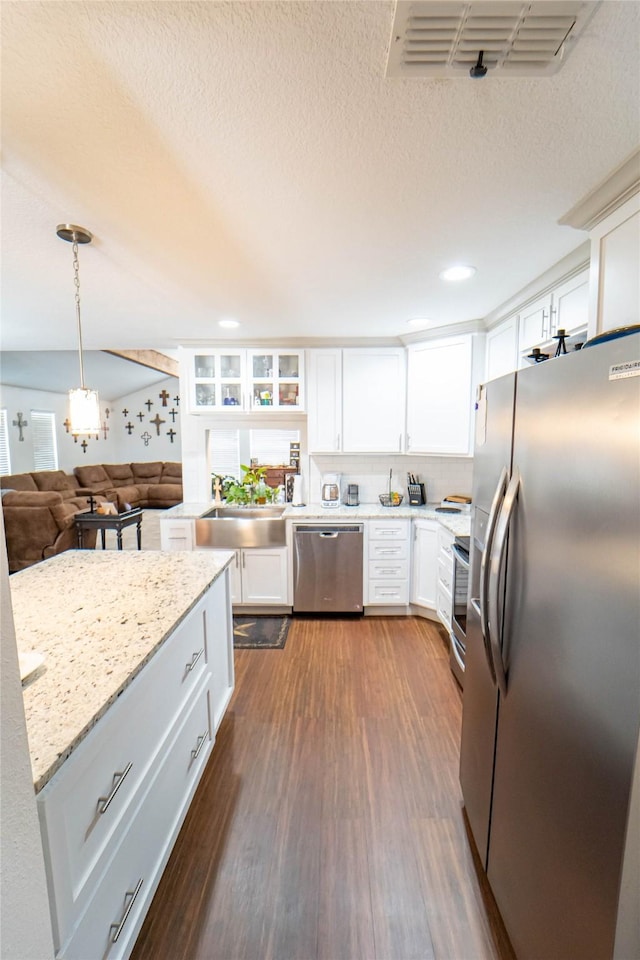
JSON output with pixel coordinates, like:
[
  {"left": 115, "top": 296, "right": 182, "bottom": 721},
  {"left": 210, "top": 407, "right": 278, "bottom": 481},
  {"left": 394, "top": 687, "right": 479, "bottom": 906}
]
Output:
[{"left": 56, "top": 223, "right": 100, "bottom": 436}]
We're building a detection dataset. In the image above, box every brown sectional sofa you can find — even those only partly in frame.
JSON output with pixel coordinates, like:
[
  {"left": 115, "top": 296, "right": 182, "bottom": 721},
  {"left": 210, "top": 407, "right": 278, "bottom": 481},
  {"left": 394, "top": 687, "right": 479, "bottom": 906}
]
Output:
[
  {"left": 0, "top": 471, "right": 102, "bottom": 573},
  {"left": 1, "top": 462, "right": 182, "bottom": 573},
  {"left": 74, "top": 462, "right": 182, "bottom": 510}
]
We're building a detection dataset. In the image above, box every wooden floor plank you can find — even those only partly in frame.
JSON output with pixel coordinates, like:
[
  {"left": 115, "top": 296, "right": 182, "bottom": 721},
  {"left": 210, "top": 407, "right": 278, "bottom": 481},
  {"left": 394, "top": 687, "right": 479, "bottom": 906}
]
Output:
[{"left": 132, "top": 615, "right": 512, "bottom": 960}]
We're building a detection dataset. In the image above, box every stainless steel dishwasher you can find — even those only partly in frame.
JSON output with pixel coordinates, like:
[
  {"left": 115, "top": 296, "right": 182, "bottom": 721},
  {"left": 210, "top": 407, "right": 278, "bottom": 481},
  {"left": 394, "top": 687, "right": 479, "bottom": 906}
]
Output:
[{"left": 293, "top": 524, "right": 364, "bottom": 613}]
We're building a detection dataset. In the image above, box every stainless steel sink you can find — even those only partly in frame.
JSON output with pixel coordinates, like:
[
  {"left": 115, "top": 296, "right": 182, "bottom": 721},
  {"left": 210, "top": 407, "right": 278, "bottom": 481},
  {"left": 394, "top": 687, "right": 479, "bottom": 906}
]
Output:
[{"left": 195, "top": 504, "right": 287, "bottom": 548}]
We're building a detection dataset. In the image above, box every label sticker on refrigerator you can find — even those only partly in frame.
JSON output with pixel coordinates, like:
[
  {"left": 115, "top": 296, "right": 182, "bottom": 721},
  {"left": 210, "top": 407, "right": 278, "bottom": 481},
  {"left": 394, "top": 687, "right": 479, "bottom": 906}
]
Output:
[{"left": 609, "top": 360, "right": 640, "bottom": 381}]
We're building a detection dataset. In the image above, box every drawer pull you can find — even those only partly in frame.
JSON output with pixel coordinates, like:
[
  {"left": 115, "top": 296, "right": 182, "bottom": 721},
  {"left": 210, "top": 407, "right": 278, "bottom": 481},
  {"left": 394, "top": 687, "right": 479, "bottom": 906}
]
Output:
[
  {"left": 97, "top": 762, "right": 133, "bottom": 815},
  {"left": 378, "top": 568, "right": 399, "bottom": 575},
  {"left": 185, "top": 648, "right": 204, "bottom": 674},
  {"left": 109, "top": 878, "right": 143, "bottom": 943},
  {"left": 378, "top": 549, "right": 398, "bottom": 555},
  {"left": 191, "top": 730, "right": 209, "bottom": 761}
]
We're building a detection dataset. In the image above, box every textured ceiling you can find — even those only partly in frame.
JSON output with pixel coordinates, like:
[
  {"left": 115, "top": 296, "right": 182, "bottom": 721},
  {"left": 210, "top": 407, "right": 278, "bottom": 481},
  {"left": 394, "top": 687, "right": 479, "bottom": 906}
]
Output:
[{"left": 1, "top": 0, "right": 639, "bottom": 353}]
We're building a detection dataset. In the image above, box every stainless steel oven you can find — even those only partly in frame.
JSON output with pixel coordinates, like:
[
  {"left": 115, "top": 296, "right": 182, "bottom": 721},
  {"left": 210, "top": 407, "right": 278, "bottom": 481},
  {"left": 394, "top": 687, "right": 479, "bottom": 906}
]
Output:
[{"left": 450, "top": 535, "right": 470, "bottom": 687}]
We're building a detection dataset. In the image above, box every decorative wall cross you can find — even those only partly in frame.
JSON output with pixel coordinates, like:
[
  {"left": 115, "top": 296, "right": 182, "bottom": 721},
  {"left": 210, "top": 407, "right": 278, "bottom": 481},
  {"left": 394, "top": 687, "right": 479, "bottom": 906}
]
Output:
[
  {"left": 159, "top": 389, "right": 170, "bottom": 407},
  {"left": 12, "top": 412, "right": 28, "bottom": 441},
  {"left": 87, "top": 494, "right": 97, "bottom": 512},
  {"left": 122, "top": 408, "right": 129, "bottom": 417},
  {"left": 145, "top": 399, "right": 153, "bottom": 411},
  {"left": 125, "top": 421, "right": 135, "bottom": 435},
  {"left": 141, "top": 431, "right": 152, "bottom": 447},
  {"left": 167, "top": 428, "right": 176, "bottom": 444},
  {"left": 168, "top": 407, "right": 178, "bottom": 422},
  {"left": 101, "top": 421, "right": 109, "bottom": 440},
  {"left": 136, "top": 411, "right": 145, "bottom": 421},
  {"left": 80, "top": 440, "right": 89, "bottom": 453},
  {"left": 150, "top": 413, "right": 166, "bottom": 436},
  {"left": 173, "top": 395, "right": 180, "bottom": 406},
  {"left": 63, "top": 418, "right": 72, "bottom": 434},
  {"left": 105, "top": 407, "right": 110, "bottom": 419}
]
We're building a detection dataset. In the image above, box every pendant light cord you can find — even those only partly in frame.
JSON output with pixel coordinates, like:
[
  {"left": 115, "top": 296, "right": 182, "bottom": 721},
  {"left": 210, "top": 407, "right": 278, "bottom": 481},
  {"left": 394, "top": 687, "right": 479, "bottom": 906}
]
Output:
[{"left": 72, "top": 238, "right": 86, "bottom": 389}]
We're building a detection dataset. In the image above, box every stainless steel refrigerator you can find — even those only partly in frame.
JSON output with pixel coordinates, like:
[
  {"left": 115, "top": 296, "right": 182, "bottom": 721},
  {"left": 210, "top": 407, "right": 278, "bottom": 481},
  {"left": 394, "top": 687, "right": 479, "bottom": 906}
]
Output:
[{"left": 459, "top": 332, "right": 640, "bottom": 960}]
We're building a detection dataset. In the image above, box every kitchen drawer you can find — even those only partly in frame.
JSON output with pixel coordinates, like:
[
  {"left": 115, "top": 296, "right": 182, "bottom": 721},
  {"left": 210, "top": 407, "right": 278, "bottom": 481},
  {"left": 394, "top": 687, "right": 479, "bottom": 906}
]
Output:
[
  {"left": 38, "top": 595, "right": 210, "bottom": 945},
  {"left": 59, "top": 680, "right": 213, "bottom": 960},
  {"left": 368, "top": 558, "right": 409, "bottom": 580},
  {"left": 368, "top": 519, "right": 409, "bottom": 540},
  {"left": 438, "top": 557, "right": 453, "bottom": 596},
  {"left": 438, "top": 545, "right": 453, "bottom": 574},
  {"left": 368, "top": 580, "right": 410, "bottom": 605},
  {"left": 437, "top": 584, "right": 452, "bottom": 628},
  {"left": 437, "top": 526, "right": 454, "bottom": 561},
  {"left": 160, "top": 519, "right": 194, "bottom": 552},
  {"left": 368, "top": 540, "right": 408, "bottom": 561}
]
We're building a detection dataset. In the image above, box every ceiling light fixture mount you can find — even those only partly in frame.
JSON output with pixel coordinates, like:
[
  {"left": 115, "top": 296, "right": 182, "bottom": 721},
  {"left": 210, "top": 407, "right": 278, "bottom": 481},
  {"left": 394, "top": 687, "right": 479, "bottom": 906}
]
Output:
[
  {"left": 439, "top": 265, "right": 477, "bottom": 282},
  {"left": 469, "top": 50, "right": 488, "bottom": 79},
  {"left": 56, "top": 223, "right": 101, "bottom": 436}
]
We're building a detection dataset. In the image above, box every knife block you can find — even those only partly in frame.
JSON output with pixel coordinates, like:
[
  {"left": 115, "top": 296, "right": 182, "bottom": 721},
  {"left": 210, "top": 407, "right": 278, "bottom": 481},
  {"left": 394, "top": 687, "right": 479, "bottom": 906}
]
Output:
[{"left": 408, "top": 482, "right": 426, "bottom": 505}]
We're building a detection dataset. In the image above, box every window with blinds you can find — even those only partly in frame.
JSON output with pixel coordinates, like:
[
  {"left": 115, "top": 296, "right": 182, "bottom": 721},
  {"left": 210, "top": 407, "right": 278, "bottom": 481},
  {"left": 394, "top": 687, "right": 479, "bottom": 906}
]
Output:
[
  {"left": 249, "top": 429, "right": 298, "bottom": 466},
  {"left": 31, "top": 410, "right": 59, "bottom": 471},
  {"left": 0, "top": 410, "right": 10, "bottom": 476},
  {"left": 209, "top": 429, "right": 241, "bottom": 479}
]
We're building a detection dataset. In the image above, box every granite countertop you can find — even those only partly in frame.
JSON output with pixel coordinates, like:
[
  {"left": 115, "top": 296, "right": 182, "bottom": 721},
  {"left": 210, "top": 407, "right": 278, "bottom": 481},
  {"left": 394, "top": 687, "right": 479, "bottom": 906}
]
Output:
[
  {"left": 165, "top": 500, "right": 471, "bottom": 536},
  {"left": 10, "top": 549, "right": 233, "bottom": 792}
]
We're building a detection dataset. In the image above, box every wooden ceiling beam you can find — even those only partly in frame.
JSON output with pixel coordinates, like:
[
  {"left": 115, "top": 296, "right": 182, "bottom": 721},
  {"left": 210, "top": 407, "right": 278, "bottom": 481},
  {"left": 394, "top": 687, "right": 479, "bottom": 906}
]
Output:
[{"left": 102, "top": 349, "right": 178, "bottom": 378}]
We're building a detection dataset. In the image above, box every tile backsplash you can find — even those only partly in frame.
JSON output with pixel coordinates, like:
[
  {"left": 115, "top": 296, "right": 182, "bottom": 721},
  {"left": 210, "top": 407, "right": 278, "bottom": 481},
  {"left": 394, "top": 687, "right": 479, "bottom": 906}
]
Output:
[{"left": 308, "top": 455, "right": 473, "bottom": 505}]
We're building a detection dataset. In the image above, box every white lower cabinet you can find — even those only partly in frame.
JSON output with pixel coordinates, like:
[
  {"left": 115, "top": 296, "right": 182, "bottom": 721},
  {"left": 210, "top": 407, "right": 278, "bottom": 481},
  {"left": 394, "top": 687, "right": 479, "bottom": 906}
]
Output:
[
  {"left": 366, "top": 518, "right": 410, "bottom": 605},
  {"left": 37, "top": 570, "right": 234, "bottom": 960},
  {"left": 410, "top": 520, "right": 438, "bottom": 609},
  {"left": 228, "top": 547, "right": 289, "bottom": 605},
  {"left": 159, "top": 518, "right": 194, "bottom": 551},
  {"left": 436, "top": 526, "right": 455, "bottom": 629}
]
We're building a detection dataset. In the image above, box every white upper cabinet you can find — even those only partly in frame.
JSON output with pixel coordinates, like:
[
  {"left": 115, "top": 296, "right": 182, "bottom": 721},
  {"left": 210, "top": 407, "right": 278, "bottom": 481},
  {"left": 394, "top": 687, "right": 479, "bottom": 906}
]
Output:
[
  {"left": 306, "top": 349, "right": 342, "bottom": 453},
  {"left": 185, "top": 348, "right": 305, "bottom": 413},
  {"left": 551, "top": 270, "right": 589, "bottom": 338},
  {"left": 588, "top": 194, "right": 640, "bottom": 337},
  {"left": 342, "top": 348, "right": 406, "bottom": 453},
  {"left": 518, "top": 294, "right": 552, "bottom": 353},
  {"left": 485, "top": 315, "right": 519, "bottom": 382},
  {"left": 406, "top": 335, "right": 474, "bottom": 455}
]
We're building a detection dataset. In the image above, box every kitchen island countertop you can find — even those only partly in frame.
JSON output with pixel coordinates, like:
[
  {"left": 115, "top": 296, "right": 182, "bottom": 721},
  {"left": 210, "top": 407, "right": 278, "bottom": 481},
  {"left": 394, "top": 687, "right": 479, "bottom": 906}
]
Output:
[
  {"left": 10, "top": 549, "right": 233, "bottom": 792},
  {"left": 165, "top": 501, "right": 471, "bottom": 536}
]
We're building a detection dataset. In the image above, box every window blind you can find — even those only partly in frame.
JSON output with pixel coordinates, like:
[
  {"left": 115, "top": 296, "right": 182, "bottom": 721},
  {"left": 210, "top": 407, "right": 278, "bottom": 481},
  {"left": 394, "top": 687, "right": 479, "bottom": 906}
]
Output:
[
  {"left": 209, "top": 429, "right": 240, "bottom": 479},
  {"left": 0, "top": 410, "right": 10, "bottom": 476},
  {"left": 31, "top": 410, "right": 58, "bottom": 471}
]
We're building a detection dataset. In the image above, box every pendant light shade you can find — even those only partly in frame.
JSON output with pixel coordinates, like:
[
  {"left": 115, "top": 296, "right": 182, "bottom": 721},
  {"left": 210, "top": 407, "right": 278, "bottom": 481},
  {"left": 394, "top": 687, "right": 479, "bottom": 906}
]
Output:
[
  {"left": 68, "top": 387, "right": 101, "bottom": 436},
  {"left": 57, "top": 223, "right": 101, "bottom": 436}
]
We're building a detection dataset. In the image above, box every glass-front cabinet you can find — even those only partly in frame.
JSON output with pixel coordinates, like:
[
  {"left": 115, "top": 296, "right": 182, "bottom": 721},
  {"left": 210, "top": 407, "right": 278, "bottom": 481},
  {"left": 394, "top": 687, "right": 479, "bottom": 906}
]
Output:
[
  {"left": 247, "top": 350, "right": 303, "bottom": 410},
  {"left": 188, "top": 349, "right": 304, "bottom": 412}
]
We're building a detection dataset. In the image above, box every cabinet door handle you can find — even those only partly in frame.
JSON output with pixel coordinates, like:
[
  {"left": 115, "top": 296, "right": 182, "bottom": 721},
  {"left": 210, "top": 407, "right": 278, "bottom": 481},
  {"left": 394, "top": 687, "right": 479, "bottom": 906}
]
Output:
[
  {"left": 242, "top": 551, "right": 246, "bottom": 568},
  {"left": 109, "top": 878, "right": 143, "bottom": 943},
  {"left": 407, "top": 433, "right": 411, "bottom": 448},
  {"left": 185, "top": 648, "right": 204, "bottom": 674},
  {"left": 336, "top": 433, "right": 341, "bottom": 449},
  {"left": 97, "top": 762, "right": 133, "bottom": 815},
  {"left": 549, "top": 305, "right": 557, "bottom": 335},
  {"left": 541, "top": 309, "right": 549, "bottom": 340},
  {"left": 191, "top": 730, "right": 209, "bottom": 761},
  {"left": 398, "top": 433, "right": 402, "bottom": 452}
]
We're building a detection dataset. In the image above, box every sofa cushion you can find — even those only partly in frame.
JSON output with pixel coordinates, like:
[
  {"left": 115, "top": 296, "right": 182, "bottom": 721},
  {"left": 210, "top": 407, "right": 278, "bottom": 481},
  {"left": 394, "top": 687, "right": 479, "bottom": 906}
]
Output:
[
  {"left": 160, "top": 461, "right": 182, "bottom": 482},
  {"left": 103, "top": 463, "right": 135, "bottom": 486},
  {"left": 148, "top": 483, "right": 182, "bottom": 504},
  {"left": 32, "top": 470, "right": 79, "bottom": 500},
  {"left": 131, "top": 462, "right": 162, "bottom": 484},
  {"left": 0, "top": 473, "right": 38, "bottom": 492},
  {"left": 74, "top": 464, "right": 115, "bottom": 496},
  {"left": 112, "top": 484, "right": 147, "bottom": 510}
]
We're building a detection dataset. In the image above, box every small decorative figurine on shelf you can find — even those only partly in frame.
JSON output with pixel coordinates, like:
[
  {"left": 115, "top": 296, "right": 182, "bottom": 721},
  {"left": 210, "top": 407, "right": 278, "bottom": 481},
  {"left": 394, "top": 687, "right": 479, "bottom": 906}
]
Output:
[{"left": 214, "top": 477, "right": 223, "bottom": 505}]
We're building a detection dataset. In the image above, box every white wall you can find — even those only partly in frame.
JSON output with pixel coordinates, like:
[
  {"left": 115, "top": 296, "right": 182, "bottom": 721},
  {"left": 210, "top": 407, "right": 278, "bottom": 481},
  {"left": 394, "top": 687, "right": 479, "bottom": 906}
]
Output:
[
  {"left": 0, "top": 513, "right": 55, "bottom": 960},
  {"left": 107, "top": 377, "right": 180, "bottom": 464},
  {"left": 0, "top": 377, "right": 180, "bottom": 475}
]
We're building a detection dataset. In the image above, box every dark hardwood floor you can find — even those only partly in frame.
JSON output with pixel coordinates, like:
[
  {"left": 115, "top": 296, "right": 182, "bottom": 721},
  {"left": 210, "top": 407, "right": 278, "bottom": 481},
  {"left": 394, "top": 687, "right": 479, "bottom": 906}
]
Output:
[{"left": 131, "top": 616, "right": 514, "bottom": 960}]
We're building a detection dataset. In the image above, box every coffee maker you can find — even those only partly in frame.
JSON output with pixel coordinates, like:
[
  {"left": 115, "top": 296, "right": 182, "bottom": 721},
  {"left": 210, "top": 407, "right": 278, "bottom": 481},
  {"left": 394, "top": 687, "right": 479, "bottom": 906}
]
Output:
[{"left": 321, "top": 473, "right": 341, "bottom": 508}]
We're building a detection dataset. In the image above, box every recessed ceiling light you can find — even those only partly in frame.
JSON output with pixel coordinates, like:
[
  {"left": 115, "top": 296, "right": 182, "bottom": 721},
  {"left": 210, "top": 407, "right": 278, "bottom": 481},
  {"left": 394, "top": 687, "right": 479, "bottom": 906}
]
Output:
[
  {"left": 439, "top": 265, "right": 476, "bottom": 282},
  {"left": 407, "top": 317, "right": 432, "bottom": 327},
  {"left": 218, "top": 318, "right": 240, "bottom": 329}
]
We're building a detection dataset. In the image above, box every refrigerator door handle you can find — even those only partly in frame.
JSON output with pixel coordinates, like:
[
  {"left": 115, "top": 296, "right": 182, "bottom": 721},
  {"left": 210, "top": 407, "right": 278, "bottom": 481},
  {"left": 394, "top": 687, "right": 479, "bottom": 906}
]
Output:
[
  {"left": 488, "top": 468, "right": 520, "bottom": 697},
  {"left": 480, "top": 466, "right": 509, "bottom": 683}
]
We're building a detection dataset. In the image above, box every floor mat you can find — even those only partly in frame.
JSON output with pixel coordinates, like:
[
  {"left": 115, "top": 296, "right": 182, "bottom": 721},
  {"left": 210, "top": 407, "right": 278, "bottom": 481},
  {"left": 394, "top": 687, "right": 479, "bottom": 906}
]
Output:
[{"left": 232, "top": 615, "right": 290, "bottom": 649}]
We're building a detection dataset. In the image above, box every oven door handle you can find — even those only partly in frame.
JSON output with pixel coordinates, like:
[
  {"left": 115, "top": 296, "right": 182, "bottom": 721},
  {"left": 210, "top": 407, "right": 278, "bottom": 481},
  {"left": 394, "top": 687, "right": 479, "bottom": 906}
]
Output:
[{"left": 452, "top": 544, "right": 470, "bottom": 569}]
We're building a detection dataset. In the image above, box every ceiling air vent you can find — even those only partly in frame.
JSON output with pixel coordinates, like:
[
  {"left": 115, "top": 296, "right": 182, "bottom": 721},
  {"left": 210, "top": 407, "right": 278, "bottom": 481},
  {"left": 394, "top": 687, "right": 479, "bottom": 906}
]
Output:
[{"left": 386, "top": 1, "right": 601, "bottom": 78}]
